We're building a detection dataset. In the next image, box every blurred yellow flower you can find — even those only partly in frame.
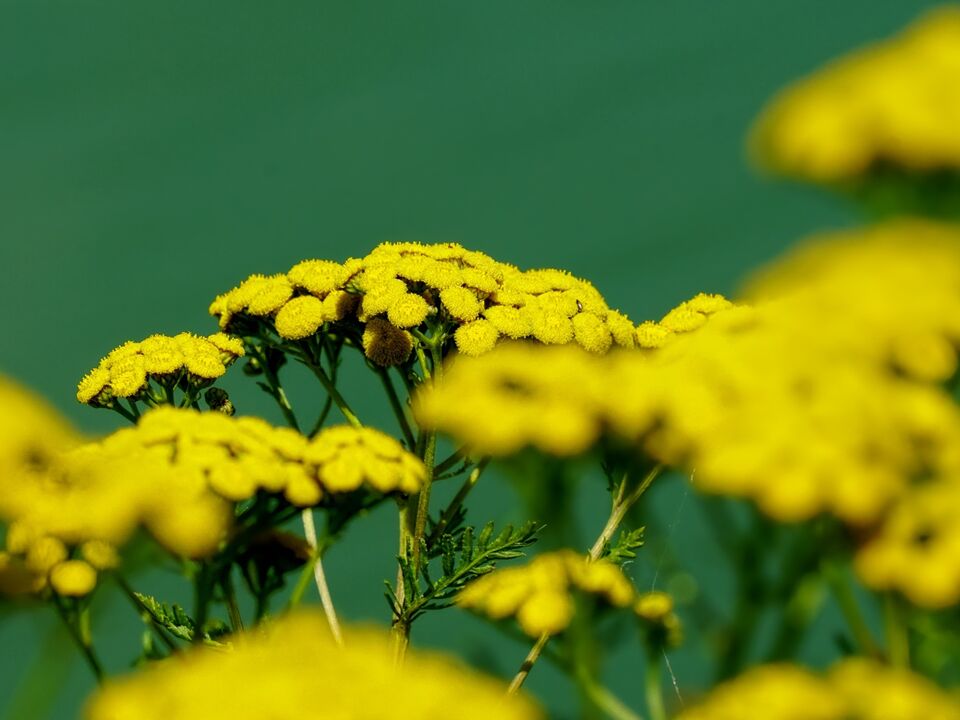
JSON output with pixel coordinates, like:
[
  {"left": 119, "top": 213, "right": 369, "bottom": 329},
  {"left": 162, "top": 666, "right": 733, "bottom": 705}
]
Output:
[
  {"left": 677, "top": 659, "right": 960, "bottom": 720},
  {"left": 85, "top": 611, "right": 543, "bottom": 720},
  {"left": 457, "top": 550, "right": 635, "bottom": 636},
  {"left": 752, "top": 7, "right": 960, "bottom": 182}
]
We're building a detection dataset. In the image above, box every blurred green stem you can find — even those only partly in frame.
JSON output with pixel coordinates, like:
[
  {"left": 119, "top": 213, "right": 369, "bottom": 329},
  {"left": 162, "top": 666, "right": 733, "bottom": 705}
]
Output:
[
  {"left": 53, "top": 598, "right": 104, "bottom": 683},
  {"left": 884, "top": 593, "right": 910, "bottom": 668},
  {"left": 823, "top": 561, "right": 880, "bottom": 658}
]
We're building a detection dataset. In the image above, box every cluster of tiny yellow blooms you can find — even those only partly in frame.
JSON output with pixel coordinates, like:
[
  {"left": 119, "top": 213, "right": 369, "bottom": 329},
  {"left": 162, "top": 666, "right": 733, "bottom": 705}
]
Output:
[
  {"left": 209, "top": 241, "right": 636, "bottom": 364},
  {"left": 751, "top": 7, "right": 960, "bottom": 182},
  {"left": 84, "top": 611, "right": 542, "bottom": 720},
  {"left": 0, "top": 408, "right": 425, "bottom": 597},
  {"left": 76, "top": 332, "right": 245, "bottom": 404},
  {"left": 676, "top": 659, "right": 960, "bottom": 720},
  {"left": 634, "top": 292, "right": 734, "bottom": 349},
  {"left": 0, "top": 376, "right": 92, "bottom": 596},
  {"left": 90, "top": 407, "right": 425, "bottom": 510},
  {"left": 457, "top": 549, "right": 646, "bottom": 637},
  {"left": 418, "top": 221, "right": 960, "bottom": 607}
]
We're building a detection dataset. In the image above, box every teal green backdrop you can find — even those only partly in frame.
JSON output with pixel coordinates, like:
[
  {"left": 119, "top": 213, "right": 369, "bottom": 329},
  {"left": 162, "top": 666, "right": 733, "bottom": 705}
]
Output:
[{"left": 0, "top": 2, "right": 934, "bottom": 717}]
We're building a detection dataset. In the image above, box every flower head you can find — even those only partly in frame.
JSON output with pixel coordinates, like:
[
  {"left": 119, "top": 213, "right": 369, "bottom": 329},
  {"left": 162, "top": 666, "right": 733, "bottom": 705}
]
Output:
[{"left": 85, "top": 611, "right": 543, "bottom": 720}]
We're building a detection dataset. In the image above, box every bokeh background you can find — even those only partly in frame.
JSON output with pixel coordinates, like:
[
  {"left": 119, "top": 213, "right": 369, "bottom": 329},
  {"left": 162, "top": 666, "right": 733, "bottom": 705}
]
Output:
[{"left": 0, "top": 2, "right": 937, "bottom": 717}]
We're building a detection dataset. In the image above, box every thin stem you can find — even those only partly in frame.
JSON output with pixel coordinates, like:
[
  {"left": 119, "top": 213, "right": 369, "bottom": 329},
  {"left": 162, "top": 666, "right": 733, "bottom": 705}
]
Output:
[
  {"left": 823, "top": 562, "right": 880, "bottom": 657},
  {"left": 308, "top": 364, "right": 361, "bottom": 428},
  {"left": 223, "top": 573, "right": 245, "bottom": 633},
  {"left": 509, "top": 465, "right": 663, "bottom": 693},
  {"left": 508, "top": 633, "right": 551, "bottom": 694},
  {"left": 884, "top": 593, "right": 910, "bottom": 668},
  {"left": 427, "top": 459, "right": 489, "bottom": 545},
  {"left": 572, "top": 654, "right": 645, "bottom": 720},
  {"left": 301, "top": 509, "right": 344, "bottom": 646},
  {"left": 110, "top": 403, "right": 138, "bottom": 424},
  {"left": 644, "top": 651, "right": 667, "bottom": 720},
  {"left": 192, "top": 564, "right": 213, "bottom": 645},
  {"left": 378, "top": 367, "right": 416, "bottom": 449},
  {"left": 434, "top": 445, "right": 470, "bottom": 476},
  {"left": 53, "top": 599, "right": 104, "bottom": 683},
  {"left": 589, "top": 466, "right": 662, "bottom": 561},
  {"left": 115, "top": 575, "right": 178, "bottom": 651}
]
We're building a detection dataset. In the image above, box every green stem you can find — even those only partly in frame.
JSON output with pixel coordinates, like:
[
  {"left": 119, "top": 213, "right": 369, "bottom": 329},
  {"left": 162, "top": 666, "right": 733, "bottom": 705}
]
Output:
[
  {"left": 434, "top": 445, "right": 469, "bottom": 476},
  {"left": 427, "top": 459, "right": 489, "bottom": 545},
  {"left": 192, "top": 564, "right": 213, "bottom": 645},
  {"left": 301, "top": 509, "right": 343, "bottom": 645},
  {"left": 53, "top": 599, "right": 104, "bottom": 683},
  {"left": 378, "top": 367, "right": 416, "bottom": 449},
  {"left": 110, "top": 403, "right": 138, "bottom": 424},
  {"left": 884, "top": 593, "right": 910, "bottom": 668},
  {"left": 308, "top": 364, "right": 361, "bottom": 428},
  {"left": 644, "top": 651, "right": 667, "bottom": 720},
  {"left": 823, "top": 562, "right": 880, "bottom": 658},
  {"left": 589, "top": 465, "right": 662, "bottom": 561},
  {"left": 115, "top": 575, "right": 178, "bottom": 651},
  {"left": 574, "top": 663, "right": 645, "bottom": 720},
  {"left": 510, "top": 466, "right": 661, "bottom": 693},
  {"left": 222, "top": 572, "right": 245, "bottom": 633}
]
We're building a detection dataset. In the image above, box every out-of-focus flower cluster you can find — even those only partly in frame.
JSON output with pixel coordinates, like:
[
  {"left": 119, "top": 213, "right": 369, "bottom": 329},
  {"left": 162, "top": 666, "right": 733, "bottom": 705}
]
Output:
[
  {"left": 676, "top": 659, "right": 960, "bottom": 720},
  {"left": 77, "top": 332, "right": 244, "bottom": 405},
  {"left": 209, "top": 242, "right": 637, "bottom": 363},
  {"left": 418, "top": 220, "right": 960, "bottom": 607},
  {"left": 457, "top": 549, "right": 679, "bottom": 641},
  {"left": 752, "top": 7, "right": 960, "bottom": 183},
  {"left": 84, "top": 611, "right": 543, "bottom": 720},
  {"left": 0, "top": 406, "right": 424, "bottom": 597}
]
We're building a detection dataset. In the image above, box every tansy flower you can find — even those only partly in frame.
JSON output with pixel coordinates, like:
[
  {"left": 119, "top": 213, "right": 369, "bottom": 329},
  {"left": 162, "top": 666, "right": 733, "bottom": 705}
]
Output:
[
  {"left": 676, "top": 659, "right": 960, "bottom": 720},
  {"left": 304, "top": 425, "right": 425, "bottom": 495},
  {"left": 414, "top": 343, "right": 609, "bottom": 457},
  {"left": 84, "top": 611, "right": 543, "bottom": 720},
  {"left": 211, "top": 241, "right": 635, "bottom": 363},
  {"left": 751, "top": 7, "right": 960, "bottom": 183},
  {"left": 76, "top": 332, "right": 244, "bottom": 406},
  {"left": 457, "top": 550, "right": 635, "bottom": 636}
]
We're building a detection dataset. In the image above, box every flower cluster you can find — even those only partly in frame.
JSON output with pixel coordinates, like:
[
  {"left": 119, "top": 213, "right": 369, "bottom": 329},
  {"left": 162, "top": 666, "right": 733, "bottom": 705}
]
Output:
[
  {"left": 209, "top": 241, "right": 636, "bottom": 365},
  {"left": 76, "top": 332, "right": 244, "bottom": 405},
  {"left": 84, "top": 611, "right": 543, "bottom": 720},
  {"left": 418, "top": 221, "right": 960, "bottom": 607},
  {"left": 456, "top": 550, "right": 637, "bottom": 636},
  {"left": 751, "top": 7, "right": 960, "bottom": 182},
  {"left": 634, "top": 292, "right": 735, "bottom": 349},
  {"left": 677, "top": 659, "right": 960, "bottom": 720},
  {"left": 414, "top": 342, "right": 609, "bottom": 457}
]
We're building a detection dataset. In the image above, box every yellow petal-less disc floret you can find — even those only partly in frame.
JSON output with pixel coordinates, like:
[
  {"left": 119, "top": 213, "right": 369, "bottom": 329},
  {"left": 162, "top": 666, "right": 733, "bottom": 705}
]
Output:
[
  {"left": 85, "top": 611, "right": 543, "bottom": 720},
  {"left": 457, "top": 550, "right": 636, "bottom": 637}
]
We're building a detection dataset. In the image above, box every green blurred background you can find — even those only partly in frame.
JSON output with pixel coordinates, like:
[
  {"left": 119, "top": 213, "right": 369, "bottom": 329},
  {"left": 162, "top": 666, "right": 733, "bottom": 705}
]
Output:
[{"left": 0, "top": 2, "right": 936, "bottom": 717}]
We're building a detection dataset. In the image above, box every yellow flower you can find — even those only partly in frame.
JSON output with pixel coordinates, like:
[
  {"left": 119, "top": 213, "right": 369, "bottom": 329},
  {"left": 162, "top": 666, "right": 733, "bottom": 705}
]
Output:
[
  {"left": 414, "top": 343, "right": 607, "bottom": 457},
  {"left": 108, "top": 355, "right": 148, "bottom": 397},
  {"left": 676, "top": 660, "right": 960, "bottom": 720},
  {"left": 386, "top": 292, "right": 431, "bottom": 328},
  {"left": 85, "top": 611, "right": 543, "bottom": 720},
  {"left": 453, "top": 319, "right": 500, "bottom": 356},
  {"left": 440, "top": 285, "right": 484, "bottom": 322},
  {"left": 49, "top": 560, "right": 97, "bottom": 597},
  {"left": 77, "top": 333, "right": 243, "bottom": 405},
  {"left": 212, "top": 242, "right": 634, "bottom": 360},
  {"left": 274, "top": 295, "right": 326, "bottom": 340},
  {"left": 457, "top": 550, "right": 636, "bottom": 637},
  {"left": 304, "top": 425, "right": 425, "bottom": 494},
  {"left": 287, "top": 258, "right": 353, "bottom": 296},
  {"left": 751, "top": 7, "right": 960, "bottom": 182}
]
